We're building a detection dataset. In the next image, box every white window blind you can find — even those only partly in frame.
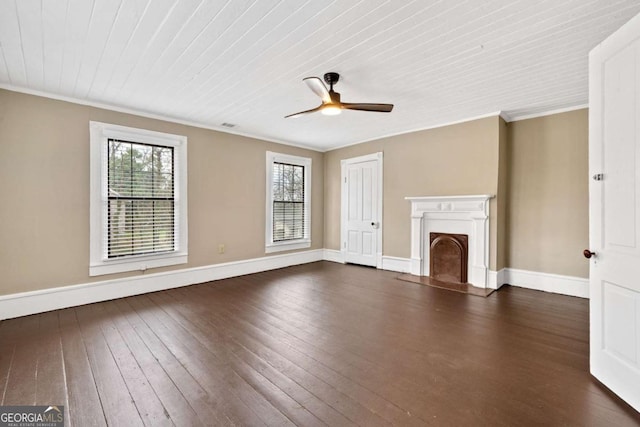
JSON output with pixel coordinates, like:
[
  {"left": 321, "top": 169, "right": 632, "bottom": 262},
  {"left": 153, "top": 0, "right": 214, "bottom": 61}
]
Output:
[
  {"left": 272, "top": 162, "right": 305, "bottom": 241},
  {"left": 107, "top": 139, "right": 175, "bottom": 258},
  {"left": 265, "top": 152, "right": 311, "bottom": 253}
]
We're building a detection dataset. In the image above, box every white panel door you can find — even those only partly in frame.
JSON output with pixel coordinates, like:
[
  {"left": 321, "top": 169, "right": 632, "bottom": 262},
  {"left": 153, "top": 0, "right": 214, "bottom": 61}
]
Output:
[
  {"left": 588, "top": 11, "right": 640, "bottom": 412},
  {"left": 342, "top": 154, "right": 381, "bottom": 267}
]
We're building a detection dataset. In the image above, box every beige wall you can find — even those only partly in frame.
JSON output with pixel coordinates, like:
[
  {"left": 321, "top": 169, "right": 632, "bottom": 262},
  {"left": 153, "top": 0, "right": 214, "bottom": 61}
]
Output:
[
  {"left": 496, "top": 117, "right": 509, "bottom": 271},
  {"left": 0, "top": 88, "right": 590, "bottom": 298},
  {"left": 324, "top": 111, "right": 588, "bottom": 278},
  {"left": 506, "top": 109, "right": 589, "bottom": 278},
  {"left": 0, "top": 89, "right": 324, "bottom": 295},
  {"left": 324, "top": 116, "right": 504, "bottom": 271}
]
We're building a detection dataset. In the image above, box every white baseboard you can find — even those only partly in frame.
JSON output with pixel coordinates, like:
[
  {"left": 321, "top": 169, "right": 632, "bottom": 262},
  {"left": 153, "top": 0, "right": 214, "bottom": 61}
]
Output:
[
  {"left": 503, "top": 268, "right": 589, "bottom": 298},
  {"left": 323, "top": 249, "right": 344, "bottom": 264},
  {"left": 0, "top": 249, "right": 324, "bottom": 320},
  {"left": 0, "top": 251, "right": 589, "bottom": 320},
  {"left": 381, "top": 256, "right": 412, "bottom": 273},
  {"left": 371, "top": 261, "right": 586, "bottom": 299},
  {"left": 324, "top": 253, "right": 412, "bottom": 273},
  {"left": 488, "top": 269, "right": 506, "bottom": 290},
  {"left": 497, "top": 269, "right": 506, "bottom": 289}
]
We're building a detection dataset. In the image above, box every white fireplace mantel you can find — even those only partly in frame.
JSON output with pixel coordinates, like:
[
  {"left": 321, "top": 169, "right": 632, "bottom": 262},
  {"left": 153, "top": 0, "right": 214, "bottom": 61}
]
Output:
[{"left": 405, "top": 195, "right": 494, "bottom": 288}]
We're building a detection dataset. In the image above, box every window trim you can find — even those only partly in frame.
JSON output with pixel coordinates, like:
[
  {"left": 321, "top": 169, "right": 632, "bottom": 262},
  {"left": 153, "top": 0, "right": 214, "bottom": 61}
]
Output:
[
  {"left": 89, "top": 121, "right": 188, "bottom": 276},
  {"left": 265, "top": 151, "right": 311, "bottom": 253}
]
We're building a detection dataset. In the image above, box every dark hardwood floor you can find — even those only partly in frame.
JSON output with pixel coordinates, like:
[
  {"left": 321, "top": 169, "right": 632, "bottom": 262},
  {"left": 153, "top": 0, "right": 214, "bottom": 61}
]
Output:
[{"left": 1, "top": 261, "right": 639, "bottom": 426}]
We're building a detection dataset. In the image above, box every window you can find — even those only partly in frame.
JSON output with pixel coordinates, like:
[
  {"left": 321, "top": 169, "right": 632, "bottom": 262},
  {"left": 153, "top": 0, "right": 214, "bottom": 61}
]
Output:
[
  {"left": 266, "top": 152, "right": 311, "bottom": 253},
  {"left": 90, "top": 122, "right": 187, "bottom": 276}
]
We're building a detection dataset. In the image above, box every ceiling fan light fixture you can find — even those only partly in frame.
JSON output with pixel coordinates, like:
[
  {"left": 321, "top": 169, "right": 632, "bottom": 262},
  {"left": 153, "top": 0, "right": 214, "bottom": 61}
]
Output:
[
  {"left": 321, "top": 104, "right": 342, "bottom": 116},
  {"left": 285, "top": 72, "right": 393, "bottom": 118}
]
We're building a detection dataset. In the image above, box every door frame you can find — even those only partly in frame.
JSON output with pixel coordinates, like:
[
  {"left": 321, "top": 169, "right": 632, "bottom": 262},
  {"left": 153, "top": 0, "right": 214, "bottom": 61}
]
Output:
[{"left": 340, "top": 152, "right": 384, "bottom": 268}]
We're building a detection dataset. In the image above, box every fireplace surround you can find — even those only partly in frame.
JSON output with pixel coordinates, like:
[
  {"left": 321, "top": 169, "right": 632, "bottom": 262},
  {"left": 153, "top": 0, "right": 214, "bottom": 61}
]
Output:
[{"left": 405, "top": 195, "right": 493, "bottom": 288}]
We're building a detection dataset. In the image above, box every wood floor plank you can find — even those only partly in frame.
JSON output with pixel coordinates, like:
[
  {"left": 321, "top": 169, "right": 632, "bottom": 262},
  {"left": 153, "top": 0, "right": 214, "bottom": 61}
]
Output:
[
  {"left": 2, "top": 314, "right": 40, "bottom": 405},
  {"left": 0, "top": 319, "right": 18, "bottom": 405},
  {"left": 253, "top": 268, "right": 585, "bottom": 382},
  {"left": 100, "top": 300, "right": 203, "bottom": 426},
  {"left": 220, "top": 266, "right": 636, "bottom": 426},
  {"left": 34, "top": 310, "right": 68, "bottom": 424},
  {"left": 0, "top": 346, "right": 15, "bottom": 406},
  {"left": 217, "top": 274, "right": 482, "bottom": 422},
  {"left": 58, "top": 308, "right": 107, "bottom": 427},
  {"left": 148, "top": 291, "right": 330, "bottom": 427},
  {"left": 165, "top": 282, "right": 426, "bottom": 426},
  {"left": 196, "top": 274, "right": 464, "bottom": 422},
  {"left": 149, "top": 289, "right": 358, "bottom": 427},
  {"left": 74, "top": 305, "right": 145, "bottom": 427},
  {"left": 122, "top": 295, "right": 272, "bottom": 426},
  {"left": 86, "top": 303, "right": 175, "bottom": 426},
  {"left": 110, "top": 298, "right": 231, "bottom": 426},
  {"left": 135, "top": 292, "right": 296, "bottom": 427},
  {"left": 1, "top": 261, "right": 639, "bottom": 426}
]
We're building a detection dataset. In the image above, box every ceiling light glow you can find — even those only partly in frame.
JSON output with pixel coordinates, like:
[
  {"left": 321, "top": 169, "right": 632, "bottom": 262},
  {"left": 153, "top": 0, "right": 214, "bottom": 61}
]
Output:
[{"left": 321, "top": 104, "right": 342, "bottom": 116}]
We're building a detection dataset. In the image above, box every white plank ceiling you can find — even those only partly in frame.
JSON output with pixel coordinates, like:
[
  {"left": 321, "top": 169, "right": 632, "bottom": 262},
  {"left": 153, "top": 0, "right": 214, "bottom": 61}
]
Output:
[{"left": 1, "top": 0, "right": 639, "bottom": 151}]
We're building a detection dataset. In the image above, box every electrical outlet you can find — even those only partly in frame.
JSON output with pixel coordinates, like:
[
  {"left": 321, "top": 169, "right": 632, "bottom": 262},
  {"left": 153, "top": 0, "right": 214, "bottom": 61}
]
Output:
[{"left": 218, "top": 244, "right": 225, "bottom": 254}]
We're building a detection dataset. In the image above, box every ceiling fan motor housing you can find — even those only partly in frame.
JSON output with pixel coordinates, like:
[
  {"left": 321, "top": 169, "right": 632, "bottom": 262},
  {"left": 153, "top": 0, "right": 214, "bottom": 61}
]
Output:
[{"left": 324, "top": 72, "right": 340, "bottom": 87}]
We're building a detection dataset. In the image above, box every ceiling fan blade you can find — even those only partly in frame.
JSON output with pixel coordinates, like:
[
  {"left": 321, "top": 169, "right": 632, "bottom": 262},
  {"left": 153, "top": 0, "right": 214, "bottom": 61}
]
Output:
[
  {"left": 284, "top": 105, "right": 323, "bottom": 119},
  {"left": 303, "top": 77, "right": 331, "bottom": 103},
  {"left": 341, "top": 103, "right": 394, "bottom": 113}
]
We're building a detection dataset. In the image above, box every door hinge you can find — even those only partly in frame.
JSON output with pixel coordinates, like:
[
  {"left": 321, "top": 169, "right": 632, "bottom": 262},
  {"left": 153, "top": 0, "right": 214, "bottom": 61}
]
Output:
[
  {"left": 344, "top": 177, "right": 347, "bottom": 183},
  {"left": 593, "top": 173, "right": 604, "bottom": 181}
]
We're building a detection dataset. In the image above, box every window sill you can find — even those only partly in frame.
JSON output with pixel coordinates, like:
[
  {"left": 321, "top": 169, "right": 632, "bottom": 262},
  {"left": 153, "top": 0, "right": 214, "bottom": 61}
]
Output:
[
  {"left": 89, "top": 252, "right": 188, "bottom": 276},
  {"left": 265, "top": 240, "right": 311, "bottom": 254}
]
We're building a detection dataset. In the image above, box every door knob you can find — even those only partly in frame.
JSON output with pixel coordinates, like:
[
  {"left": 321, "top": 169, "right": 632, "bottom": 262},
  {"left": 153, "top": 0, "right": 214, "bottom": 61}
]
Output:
[
  {"left": 583, "top": 249, "right": 596, "bottom": 259},
  {"left": 371, "top": 222, "right": 379, "bottom": 229}
]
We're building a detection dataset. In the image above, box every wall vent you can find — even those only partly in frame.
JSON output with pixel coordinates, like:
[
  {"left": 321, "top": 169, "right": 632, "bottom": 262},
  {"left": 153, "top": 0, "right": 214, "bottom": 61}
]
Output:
[{"left": 221, "top": 122, "right": 236, "bottom": 128}]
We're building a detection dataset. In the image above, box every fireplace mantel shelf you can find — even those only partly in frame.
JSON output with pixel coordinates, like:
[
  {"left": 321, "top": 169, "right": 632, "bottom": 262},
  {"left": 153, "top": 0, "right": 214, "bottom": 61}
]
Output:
[
  {"left": 405, "top": 195, "right": 494, "bottom": 218},
  {"left": 405, "top": 195, "right": 494, "bottom": 201}
]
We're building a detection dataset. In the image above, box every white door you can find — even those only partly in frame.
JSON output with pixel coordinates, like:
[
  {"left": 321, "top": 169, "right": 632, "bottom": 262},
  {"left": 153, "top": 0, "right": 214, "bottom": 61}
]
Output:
[
  {"left": 341, "top": 153, "right": 382, "bottom": 267},
  {"left": 588, "top": 11, "right": 640, "bottom": 412}
]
